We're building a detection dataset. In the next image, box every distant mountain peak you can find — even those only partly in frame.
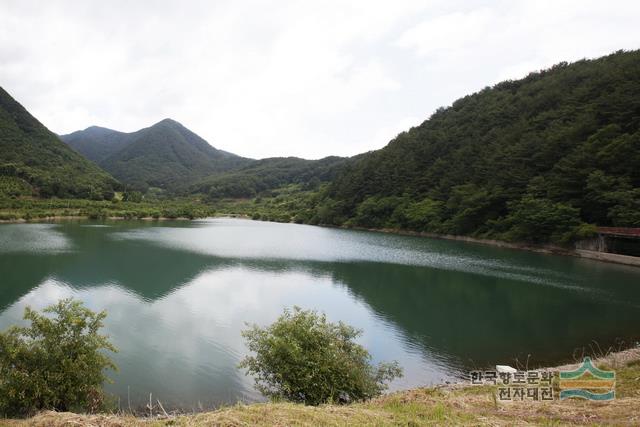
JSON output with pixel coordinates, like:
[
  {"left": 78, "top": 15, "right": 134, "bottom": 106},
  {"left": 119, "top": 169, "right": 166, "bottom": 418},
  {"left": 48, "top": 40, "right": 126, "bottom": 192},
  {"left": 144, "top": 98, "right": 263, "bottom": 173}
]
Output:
[
  {"left": 81, "top": 125, "right": 119, "bottom": 134},
  {"left": 154, "top": 118, "right": 182, "bottom": 127},
  {"left": 61, "top": 118, "right": 251, "bottom": 192}
]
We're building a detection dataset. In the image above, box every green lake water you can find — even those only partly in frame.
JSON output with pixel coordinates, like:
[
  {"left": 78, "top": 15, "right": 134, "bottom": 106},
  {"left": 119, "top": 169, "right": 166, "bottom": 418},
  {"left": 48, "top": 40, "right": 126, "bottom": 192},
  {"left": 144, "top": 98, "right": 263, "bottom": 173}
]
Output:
[{"left": 1, "top": 218, "right": 639, "bottom": 410}]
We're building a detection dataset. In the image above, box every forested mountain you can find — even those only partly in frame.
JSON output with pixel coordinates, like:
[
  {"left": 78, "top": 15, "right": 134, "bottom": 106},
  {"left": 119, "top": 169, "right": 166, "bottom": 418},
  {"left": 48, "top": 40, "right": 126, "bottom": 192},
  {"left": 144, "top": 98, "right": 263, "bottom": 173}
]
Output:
[
  {"left": 62, "top": 119, "right": 251, "bottom": 191},
  {"left": 0, "top": 87, "right": 118, "bottom": 199},
  {"left": 61, "top": 126, "right": 131, "bottom": 164},
  {"left": 193, "top": 156, "right": 351, "bottom": 199},
  {"left": 307, "top": 50, "right": 640, "bottom": 243}
]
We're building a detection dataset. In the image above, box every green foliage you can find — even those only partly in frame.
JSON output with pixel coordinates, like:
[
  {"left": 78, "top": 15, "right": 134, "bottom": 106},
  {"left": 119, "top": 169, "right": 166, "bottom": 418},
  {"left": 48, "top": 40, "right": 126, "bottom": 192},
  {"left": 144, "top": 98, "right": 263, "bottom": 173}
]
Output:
[
  {"left": 122, "top": 190, "right": 143, "bottom": 202},
  {"left": 607, "top": 187, "right": 640, "bottom": 226},
  {"left": 0, "top": 197, "right": 215, "bottom": 221},
  {"left": 0, "top": 87, "right": 119, "bottom": 200},
  {"left": 194, "top": 156, "right": 348, "bottom": 200},
  {"left": 401, "top": 198, "right": 444, "bottom": 232},
  {"left": 350, "top": 196, "right": 405, "bottom": 229},
  {"left": 500, "top": 196, "right": 583, "bottom": 244},
  {"left": 239, "top": 307, "right": 402, "bottom": 406},
  {"left": 0, "top": 299, "right": 117, "bottom": 417},
  {"left": 210, "top": 184, "right": 325, "bottom": 224},
  {"left": 0, "top": 176, "right": 33, "bottom": 198}
]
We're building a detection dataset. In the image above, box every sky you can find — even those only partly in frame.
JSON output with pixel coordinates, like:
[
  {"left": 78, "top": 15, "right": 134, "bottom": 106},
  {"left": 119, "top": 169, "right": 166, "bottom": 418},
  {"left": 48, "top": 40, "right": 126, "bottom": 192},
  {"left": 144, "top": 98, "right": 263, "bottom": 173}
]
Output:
[{"left": 1, "top": 1, "right": 640, "bottom": 160}]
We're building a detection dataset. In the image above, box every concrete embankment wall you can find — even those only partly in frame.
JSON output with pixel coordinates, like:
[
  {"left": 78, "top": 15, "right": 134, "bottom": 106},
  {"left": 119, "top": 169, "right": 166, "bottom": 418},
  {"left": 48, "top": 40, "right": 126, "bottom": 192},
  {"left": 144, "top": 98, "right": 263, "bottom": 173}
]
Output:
[{"left": 574, "top": 249, "right": 640, "bottom": 267}]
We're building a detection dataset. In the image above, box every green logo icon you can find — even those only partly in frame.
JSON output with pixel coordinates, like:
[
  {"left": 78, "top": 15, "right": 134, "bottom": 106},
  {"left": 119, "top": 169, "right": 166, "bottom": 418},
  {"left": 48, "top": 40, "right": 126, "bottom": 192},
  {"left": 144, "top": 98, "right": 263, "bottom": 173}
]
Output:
[{"left": 558, "top": 357, "right": 615, "bottom": 400}]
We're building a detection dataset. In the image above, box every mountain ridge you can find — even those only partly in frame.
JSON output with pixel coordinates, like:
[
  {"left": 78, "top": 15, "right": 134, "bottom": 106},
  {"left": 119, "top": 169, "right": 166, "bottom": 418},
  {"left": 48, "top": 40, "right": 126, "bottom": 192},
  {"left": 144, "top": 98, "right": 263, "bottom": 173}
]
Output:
[{"left": 61, "top": 118, "right": 252, "bottom": 191}]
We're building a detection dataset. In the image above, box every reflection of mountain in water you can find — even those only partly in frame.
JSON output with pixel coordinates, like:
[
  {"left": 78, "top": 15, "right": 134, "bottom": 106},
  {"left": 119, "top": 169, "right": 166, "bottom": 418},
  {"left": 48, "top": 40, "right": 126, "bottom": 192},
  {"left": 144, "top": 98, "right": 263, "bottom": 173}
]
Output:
[
  {"left": 0, "top": 222, "right": 226, "bottom": 305},
  {"left": 316, "top": 261, "right": 640, "bottom": 370}
]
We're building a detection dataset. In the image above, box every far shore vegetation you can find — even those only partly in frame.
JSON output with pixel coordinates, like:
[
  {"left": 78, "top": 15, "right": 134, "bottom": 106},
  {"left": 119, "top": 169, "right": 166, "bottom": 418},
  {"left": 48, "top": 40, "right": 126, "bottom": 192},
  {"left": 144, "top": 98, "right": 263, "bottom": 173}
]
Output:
[{"left": 0, "top": 193, "right": 215, "bottom": 222}]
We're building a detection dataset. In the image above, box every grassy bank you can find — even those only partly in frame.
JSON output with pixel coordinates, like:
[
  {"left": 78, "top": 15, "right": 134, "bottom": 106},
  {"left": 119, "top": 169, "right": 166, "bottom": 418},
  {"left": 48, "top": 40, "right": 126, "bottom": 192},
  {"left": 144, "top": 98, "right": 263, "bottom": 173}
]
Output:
[
  {"left": 6, "top": 348, "right": 640, "bottom": 426},
  {"left": 0, "top": 197, "right": 215, "bottom": 221}
]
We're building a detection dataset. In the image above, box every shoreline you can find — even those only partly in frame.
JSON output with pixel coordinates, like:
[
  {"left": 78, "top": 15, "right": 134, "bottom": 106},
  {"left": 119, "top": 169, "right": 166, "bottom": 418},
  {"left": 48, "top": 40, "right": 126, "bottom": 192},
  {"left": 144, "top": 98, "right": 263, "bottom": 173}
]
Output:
[
  {"left": 338, "top": 224, "right": 640, "bottom": 268},
  {"left": 0, "top": 213, "right": 251, "bottom": 224},
  {"left": 2, "top": 214, "right": 639, "bottom": 267},
  {"left": 0, "top": 215, "right": 198, "bottom": 223}
]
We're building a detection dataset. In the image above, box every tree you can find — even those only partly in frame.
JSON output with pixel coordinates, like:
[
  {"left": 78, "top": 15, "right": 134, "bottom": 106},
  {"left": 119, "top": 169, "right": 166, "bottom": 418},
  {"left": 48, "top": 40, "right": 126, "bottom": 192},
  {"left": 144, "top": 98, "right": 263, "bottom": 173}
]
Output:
[
  {"left": 239, "top": 307, "right": 402, "bottom": 406},
  {"left": 0, "top": 299, "right": 117, "bottom": 417},
  {"left": 607, "top": 187, "right": 640, "bottom": 226},
  {"left": 352, "top": 196, "right": 405, "bottom": 228},
  {"left": 122, "top": 190, "right": 143, "bottom": 202},
  {"left": 402, "top": 197, "right": 444, "bottom": 231},
  {"left": 503, "top": 196, "right": 584, "bottom": 244}
]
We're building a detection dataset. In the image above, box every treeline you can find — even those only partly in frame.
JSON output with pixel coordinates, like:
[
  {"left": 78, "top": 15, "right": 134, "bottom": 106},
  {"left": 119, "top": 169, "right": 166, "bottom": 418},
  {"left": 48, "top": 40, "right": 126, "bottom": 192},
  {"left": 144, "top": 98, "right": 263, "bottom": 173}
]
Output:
[
  {"left": 0, "top": 197, "right": 214, "bottom": 221},
  {"left": 192, "top": 156, "right": 350, "bottom": 199}
]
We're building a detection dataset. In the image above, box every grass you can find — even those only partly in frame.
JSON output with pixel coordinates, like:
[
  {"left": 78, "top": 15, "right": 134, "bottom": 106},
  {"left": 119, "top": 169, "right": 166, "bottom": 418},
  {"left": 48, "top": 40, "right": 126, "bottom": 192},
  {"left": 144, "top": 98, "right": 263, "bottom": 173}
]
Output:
[
  {"left": 0, "top": 197, "right": 215, "bottom": 221},
  {"left": 603, "top": 359, "right": 640, "bottom": 399},
  {"left": 5, "top": 349, "right": 640, "bottom": 426}
]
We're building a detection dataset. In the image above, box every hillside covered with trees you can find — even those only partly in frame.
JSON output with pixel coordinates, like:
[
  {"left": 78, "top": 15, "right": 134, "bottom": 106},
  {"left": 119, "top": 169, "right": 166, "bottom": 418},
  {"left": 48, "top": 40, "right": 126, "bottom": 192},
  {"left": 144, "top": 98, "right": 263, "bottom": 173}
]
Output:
[
  {"left": 61, "top": 119, "right": 251, "bottom": 192},
  {"left": 0, "top": 87, "right": 119, "bottom": 200},
  {"left": 61, "top": 126, "right": 132, "bottom": 164},
  {"left": 192, "top": 156, "right": 351, "bottom": 199},
  {"left": 215, "top": 50, "right": 640, "bottom": 244}
]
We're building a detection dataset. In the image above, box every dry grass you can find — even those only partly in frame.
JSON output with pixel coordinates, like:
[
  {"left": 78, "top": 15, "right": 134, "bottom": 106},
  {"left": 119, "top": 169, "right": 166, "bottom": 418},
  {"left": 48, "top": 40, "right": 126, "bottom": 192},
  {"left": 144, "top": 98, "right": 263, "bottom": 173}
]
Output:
[{"left": 4, "top": 349, "right": 640, "bottom": 427}]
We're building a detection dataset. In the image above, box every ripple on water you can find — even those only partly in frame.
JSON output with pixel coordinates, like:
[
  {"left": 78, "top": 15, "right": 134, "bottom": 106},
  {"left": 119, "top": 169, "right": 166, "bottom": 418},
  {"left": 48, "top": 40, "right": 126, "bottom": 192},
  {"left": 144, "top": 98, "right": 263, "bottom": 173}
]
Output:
[
  {"left": 0, "top": 223, "right": 72, "bottom": 253},
  {"left": 109, "top": 219, "right": 582, "bottom": 290}
]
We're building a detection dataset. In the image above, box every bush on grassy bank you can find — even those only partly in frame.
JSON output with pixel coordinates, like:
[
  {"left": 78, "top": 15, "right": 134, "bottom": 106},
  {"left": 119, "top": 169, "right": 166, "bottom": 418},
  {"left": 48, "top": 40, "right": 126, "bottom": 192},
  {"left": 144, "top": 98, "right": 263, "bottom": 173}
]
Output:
[
  {"left": 240, "top": 307, "right": 402, "bottom": 406},
  {"left": 0, "top": 300, "right": 117, "bottom": 417}
]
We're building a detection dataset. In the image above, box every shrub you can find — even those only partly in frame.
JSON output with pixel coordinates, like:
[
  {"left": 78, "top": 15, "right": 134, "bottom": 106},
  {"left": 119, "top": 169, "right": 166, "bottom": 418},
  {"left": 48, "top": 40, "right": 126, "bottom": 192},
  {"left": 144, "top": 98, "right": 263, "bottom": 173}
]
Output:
[
  {"left": 0, "top": 299, "right": 117, "bottom": 417},
  {"left": 239, "top": 307, "right": 402, "bottom": 406}
]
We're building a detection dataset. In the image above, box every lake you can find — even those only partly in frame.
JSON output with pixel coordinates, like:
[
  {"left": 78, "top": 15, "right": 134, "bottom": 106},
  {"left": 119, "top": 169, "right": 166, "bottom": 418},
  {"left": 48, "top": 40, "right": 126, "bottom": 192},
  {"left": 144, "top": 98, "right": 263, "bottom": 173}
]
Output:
[{"left": 1, "top": 218, "right": 639, "bottom": 410}]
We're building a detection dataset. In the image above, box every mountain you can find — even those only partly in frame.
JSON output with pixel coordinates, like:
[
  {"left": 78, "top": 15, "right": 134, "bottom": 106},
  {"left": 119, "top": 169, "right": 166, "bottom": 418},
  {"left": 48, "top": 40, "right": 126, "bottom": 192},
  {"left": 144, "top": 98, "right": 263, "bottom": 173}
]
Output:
[
  {"left": 61, "top": 119, "right": 251, "bottom": 191},
  {"left": 192, "top": 156, "right": 351, "bottom": 199},
  {"left": 61, "top": 126, "right": 130, "bottom": 164},
  {"left": 312, "top": 49, "right": 640, "bottom": 243},
  {"left": 0, "top": 86, "right": 118, "bottom": 199}
]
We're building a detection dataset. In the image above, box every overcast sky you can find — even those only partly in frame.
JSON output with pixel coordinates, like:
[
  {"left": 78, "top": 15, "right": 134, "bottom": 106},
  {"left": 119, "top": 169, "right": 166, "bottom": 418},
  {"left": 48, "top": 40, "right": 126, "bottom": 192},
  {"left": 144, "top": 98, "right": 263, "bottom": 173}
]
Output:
[{"left": 1, "top": 1, "right": 640, "bottom": 159}]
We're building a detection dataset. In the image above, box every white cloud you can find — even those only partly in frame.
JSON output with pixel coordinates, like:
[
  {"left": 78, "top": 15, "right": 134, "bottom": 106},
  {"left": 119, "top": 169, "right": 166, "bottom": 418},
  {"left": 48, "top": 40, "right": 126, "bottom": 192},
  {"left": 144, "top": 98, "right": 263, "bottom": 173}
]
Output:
[
  {"left": 396, "top": 9, "right": 493, "bottom": 57},
  {"left": 1, "top": 0, "right": 639, "bottom": 159}
]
